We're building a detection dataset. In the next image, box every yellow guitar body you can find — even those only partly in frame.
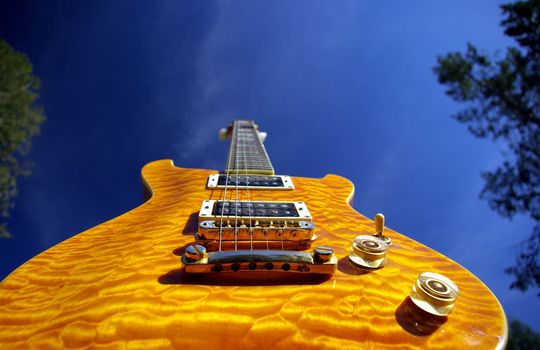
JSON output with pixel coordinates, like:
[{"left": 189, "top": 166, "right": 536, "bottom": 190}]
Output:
[{"left": 0, "top": 160, "right": 507, "bottom": 349}]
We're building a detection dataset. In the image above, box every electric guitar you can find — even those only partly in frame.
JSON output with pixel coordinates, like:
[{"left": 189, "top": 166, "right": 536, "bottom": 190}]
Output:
[{"left": 0, "top": 120, "right": 507, "bottom": 349}]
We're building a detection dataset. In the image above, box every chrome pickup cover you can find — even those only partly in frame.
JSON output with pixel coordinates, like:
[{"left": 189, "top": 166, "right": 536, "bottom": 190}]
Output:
[
  {"left": 206, "top": 174, "right": 294, "bottom": 190},
  {"left": 198, "top": 200, "right": 312, "bottom": 221}
]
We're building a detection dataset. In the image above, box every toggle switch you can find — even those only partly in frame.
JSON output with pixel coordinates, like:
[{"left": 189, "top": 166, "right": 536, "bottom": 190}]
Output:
[{"left": 373, "top": 213, "right": 392, "bottom": 246}]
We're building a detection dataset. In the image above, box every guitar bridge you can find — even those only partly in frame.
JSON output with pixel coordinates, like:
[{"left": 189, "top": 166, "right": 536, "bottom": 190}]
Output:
[
  {"left": 198, "top": 220, "right": 316, "bottom": 241},
  {"left": 182, "top": 247, "right": 337, "bottom": 275},
  {"left": 197, "top": 201, "right": 316, "bottom": 249}
]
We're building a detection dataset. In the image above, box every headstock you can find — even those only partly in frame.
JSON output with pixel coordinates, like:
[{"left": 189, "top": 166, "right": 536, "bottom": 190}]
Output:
[{"left": 219, "top": 120, "right": 267, "bottom": 142}]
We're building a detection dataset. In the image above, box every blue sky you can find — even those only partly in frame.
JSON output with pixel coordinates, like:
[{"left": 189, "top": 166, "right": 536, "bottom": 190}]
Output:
[{"left": 1, "top": 0, "right": 538, "bottom": 331}]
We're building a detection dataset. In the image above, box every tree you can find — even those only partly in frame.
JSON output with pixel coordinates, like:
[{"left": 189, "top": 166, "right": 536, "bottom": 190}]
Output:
[
  {"left": 0, "top": 38, "right": 45, "bottom": 238},
  {"left": 434, "top": 0, "right": 540, "bottom": 294},
  {"left": 507, "top": 320, "right": 540, "bottom": 350}
]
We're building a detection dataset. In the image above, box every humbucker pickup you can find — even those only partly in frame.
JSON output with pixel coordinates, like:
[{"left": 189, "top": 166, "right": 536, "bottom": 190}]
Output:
[
  {"left": 206, "top": 175, "right": 294, "bottom": 190},
  {"left": 198, "top": 200, "right": 312, "bottom": 221}
]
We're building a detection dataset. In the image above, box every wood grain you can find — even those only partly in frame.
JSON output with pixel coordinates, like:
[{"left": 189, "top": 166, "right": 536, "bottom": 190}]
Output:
[{"left": 0, "top": 160, "right": 507, "bottom": 349}]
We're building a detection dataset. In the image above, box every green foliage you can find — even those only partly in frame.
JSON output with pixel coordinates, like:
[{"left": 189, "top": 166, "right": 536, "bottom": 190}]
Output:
[
  {"left": 0, "top": 38, "right": 45, "bottom": 238},
  {"left": 434, "top": 0, "right": 540, "bottom": 294},
  {"left": 508, "top": 320, "right": 540, "bottom": 350}
]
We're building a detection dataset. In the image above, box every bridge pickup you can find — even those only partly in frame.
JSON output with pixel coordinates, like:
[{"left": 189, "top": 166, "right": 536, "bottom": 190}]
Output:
[
  {"left": 182, "top": 249, "right": 337, "bottom": 275},
  {"left": 199, "top": 200, "right": 312, "bottom": 221},
  {"left": 207, "top": 175, "right": 294, "bottom": 190},
  {"left": 198, "top": 220, "right": 316, "bottom": 241}
]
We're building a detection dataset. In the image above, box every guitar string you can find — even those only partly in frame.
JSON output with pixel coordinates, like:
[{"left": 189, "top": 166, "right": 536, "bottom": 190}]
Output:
[
  {"left": 262, "top": 134, "right": 284, "bottom": 251},
  {"left": 224, "top": 120, "right": 276, "bottom": 252},
  {"left": 262, "top": 125, "right": 272, "bottom": 251},
  {"left": 242, "top": 122, "right": 254, "bottom": 251},
  {"left": 268, "top": 130, "right": 279, "bottom": 250},
  {"left": 253, "top": 184, "right": 266, "bottom": 250},
  {"left": 218, "top": 120, "right": 236, "bottom": 252},
  {"left": 250, "top": 122, "right": 285, "bottom": 252},
  {"left": 249, "top": 128, "right": 270, "bottom": 250},
  {"left": 233, "top": 120, "right": 241, "bottom": 252}
]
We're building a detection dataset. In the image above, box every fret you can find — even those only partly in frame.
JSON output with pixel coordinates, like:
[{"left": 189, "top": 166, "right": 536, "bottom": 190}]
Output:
[{"left": 224, "top": 120, "right": 275, "bottom": 175}]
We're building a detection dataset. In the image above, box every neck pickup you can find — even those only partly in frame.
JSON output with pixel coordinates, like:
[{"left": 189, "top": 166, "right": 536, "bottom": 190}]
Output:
[{"left": 207, "top": 174, "right": 294, "bottom": 190}]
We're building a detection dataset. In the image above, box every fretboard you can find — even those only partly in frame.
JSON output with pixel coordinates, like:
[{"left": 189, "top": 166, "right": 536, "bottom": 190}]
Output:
[{"left": 224, "top": 120, "right": 275, "bottom": 175}]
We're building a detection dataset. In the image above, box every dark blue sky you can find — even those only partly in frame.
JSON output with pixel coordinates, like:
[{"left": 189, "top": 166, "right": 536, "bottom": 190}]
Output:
[{"left": 1, "top": 1, "right": 537, "bottom": 330}]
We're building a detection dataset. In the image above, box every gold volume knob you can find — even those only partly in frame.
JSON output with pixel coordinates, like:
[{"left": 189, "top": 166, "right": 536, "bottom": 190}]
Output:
[
  {"left": 410, "top": 272, "right": 459, "bottom": 316},
  {"left": 348, "top": 235, "right": 388, "bottom": 269}
]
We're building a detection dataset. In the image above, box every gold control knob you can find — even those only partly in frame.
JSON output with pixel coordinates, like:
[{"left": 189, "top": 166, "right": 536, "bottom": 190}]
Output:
[
  {"left": 184, "top": 244, "right": 208, "bottom": 262},
  {"left": 374, "top": 213, "right": 392, "bottom": 246},
  {"left": 410, "top": 272, "right": 459, "bottom": 316},
  {"left": 348, "top": 235, "right": 388, "bottom": 269}
]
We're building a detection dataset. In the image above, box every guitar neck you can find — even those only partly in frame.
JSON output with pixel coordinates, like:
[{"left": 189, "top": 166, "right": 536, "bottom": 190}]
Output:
[{"left": 224, "top": 120, "right": 275, "bottom": 175}]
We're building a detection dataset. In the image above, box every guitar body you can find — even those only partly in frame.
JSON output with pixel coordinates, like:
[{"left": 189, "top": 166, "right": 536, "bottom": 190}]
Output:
[{"left": 0, "top": 159, "right": 506, "bottom": 349}]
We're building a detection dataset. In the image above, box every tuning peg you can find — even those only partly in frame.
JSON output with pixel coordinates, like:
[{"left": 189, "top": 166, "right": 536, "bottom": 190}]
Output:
[
  {"left": 219, "top": 122, "right": 240, "bottom": 140},
  {"left": 219, "top": 128, "right": 229, "bottom": 140},
  {"left": 258, "top": 132, "right": 267, "bottom": 143},
  {"left": 374, "top": 213, "right": 392, "bottom": 246}
]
